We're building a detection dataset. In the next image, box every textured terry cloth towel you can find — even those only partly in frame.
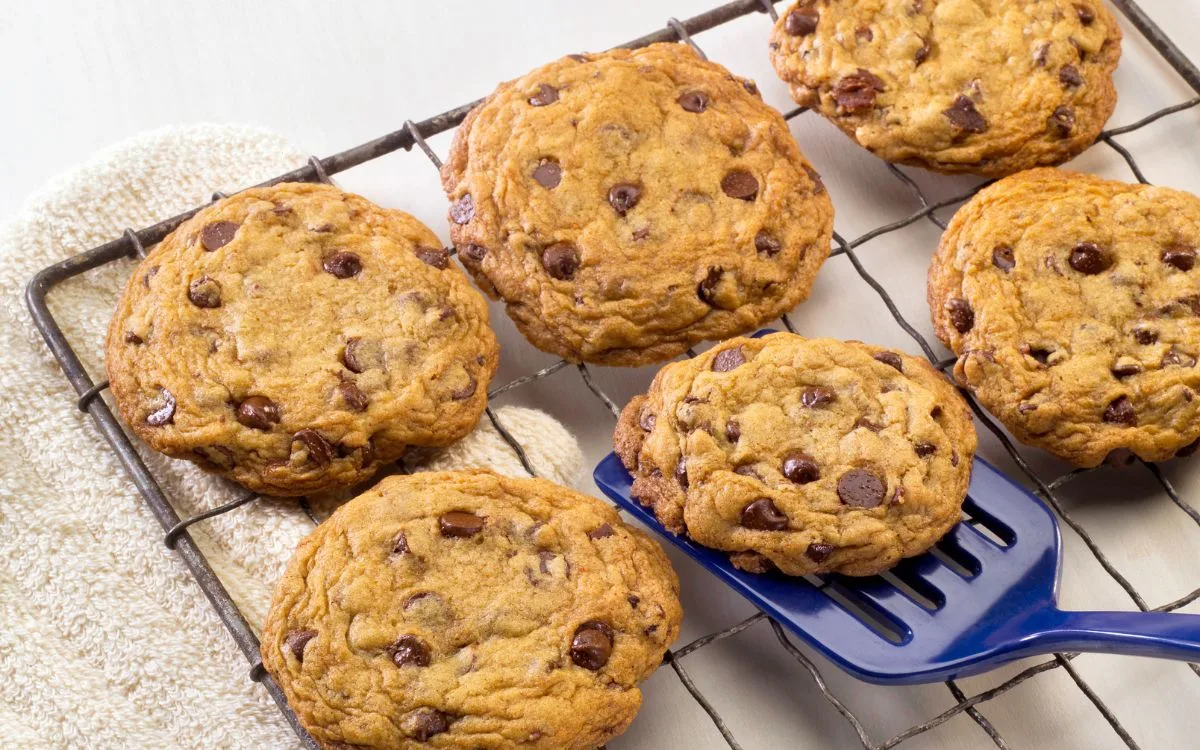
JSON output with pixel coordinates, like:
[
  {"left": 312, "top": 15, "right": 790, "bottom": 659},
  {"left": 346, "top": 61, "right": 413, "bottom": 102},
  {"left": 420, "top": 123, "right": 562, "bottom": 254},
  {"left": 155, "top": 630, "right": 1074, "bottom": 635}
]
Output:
[{"left": 0, "top": 124, "right": 583, "bottom": 749}]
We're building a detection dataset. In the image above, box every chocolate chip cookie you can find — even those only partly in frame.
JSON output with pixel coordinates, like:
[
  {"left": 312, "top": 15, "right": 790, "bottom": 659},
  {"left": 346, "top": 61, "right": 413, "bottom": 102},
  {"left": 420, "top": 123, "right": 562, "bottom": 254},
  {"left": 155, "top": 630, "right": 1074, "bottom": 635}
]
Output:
[
  {"left": 929, "top": 168, "right": 1200, "bottom": 467},
  {"left": 261, "top": 469, "right": 682, "bottom": 749},
  {"left": 442, "top": 42, "right": 833, "bottom": 366},
  {"left": 769, "top": 0, "right": 1122, "bottom": 176},
  {"left": 614, "top": 333, "right": 976, "bottom": 577},
  {"left": 106, "top": 183, "right": 499, "bottom": 497}
]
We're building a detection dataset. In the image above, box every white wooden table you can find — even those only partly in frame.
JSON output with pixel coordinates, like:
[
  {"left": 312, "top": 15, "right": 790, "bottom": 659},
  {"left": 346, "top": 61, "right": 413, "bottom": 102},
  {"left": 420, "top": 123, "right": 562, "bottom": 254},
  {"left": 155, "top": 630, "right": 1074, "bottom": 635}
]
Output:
[{"left": 3, "top": 1, "right": 1198, "bottom": 748}]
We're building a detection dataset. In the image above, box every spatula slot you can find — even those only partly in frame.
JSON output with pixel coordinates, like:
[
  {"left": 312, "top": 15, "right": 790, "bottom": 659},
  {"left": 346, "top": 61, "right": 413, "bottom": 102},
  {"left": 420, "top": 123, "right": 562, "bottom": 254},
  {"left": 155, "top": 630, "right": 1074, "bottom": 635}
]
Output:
[
  {"left": 817, "top": 578, "right": 910, "bottom": 644},
  {"left": 881, "top": 570, "right": 945, "bottom": 610},
  {"left": 962, "top": 497, "right": 1017, "bottom": 547},
  {"left": 930, "top": 539, "right": 981, "bottom": 578}
]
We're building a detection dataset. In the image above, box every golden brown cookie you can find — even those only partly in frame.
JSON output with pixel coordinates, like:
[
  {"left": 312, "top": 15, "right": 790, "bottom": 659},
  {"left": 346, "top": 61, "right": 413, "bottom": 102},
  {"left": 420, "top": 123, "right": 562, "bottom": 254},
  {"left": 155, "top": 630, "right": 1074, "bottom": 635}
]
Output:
[
  {"left": 929, "top": 168, "right": 1200, "bottom": 467},
  {"left": 441, "top": 42, "right": 833, "bottom": 366},
  {"left": 768, "top": 0, "right": 1121, "bottom": 176},
  {"left": 105, "top": 183, "right": 498, "bottom": 497},
  {"left": 260, "top": 469, "right": 682, "bottom": 750},
  {"left": 614, "top": 333, "right": 976, "bottom": 577}
]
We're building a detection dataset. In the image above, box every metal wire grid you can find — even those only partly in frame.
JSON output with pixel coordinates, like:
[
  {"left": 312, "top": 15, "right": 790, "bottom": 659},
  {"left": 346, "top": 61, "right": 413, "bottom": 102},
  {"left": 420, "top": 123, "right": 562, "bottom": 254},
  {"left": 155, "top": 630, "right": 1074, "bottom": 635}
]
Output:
[{"left": 20, "top": 0, "right": 1200, "bottom": 748}]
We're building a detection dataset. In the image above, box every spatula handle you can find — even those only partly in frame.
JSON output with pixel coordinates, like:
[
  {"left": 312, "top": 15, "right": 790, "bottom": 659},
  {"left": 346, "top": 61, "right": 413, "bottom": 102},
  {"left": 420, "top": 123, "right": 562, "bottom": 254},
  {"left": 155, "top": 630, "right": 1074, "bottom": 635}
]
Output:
[{"left": 1033, "top": 609, "right": 1200, "bottom": 661}]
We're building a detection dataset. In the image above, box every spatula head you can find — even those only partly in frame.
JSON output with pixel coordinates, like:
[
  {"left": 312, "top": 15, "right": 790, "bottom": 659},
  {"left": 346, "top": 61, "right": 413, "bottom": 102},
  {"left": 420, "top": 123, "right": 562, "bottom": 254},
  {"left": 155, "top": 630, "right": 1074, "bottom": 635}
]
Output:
[{"left": 594, "top": 452, "right": 1063, "bottom": 684}]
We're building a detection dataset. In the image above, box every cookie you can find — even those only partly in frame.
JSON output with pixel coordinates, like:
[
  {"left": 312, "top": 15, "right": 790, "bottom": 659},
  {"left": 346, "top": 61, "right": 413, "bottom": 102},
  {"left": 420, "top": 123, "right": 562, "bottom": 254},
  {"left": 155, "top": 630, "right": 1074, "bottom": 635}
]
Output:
[
  {"left": 105, "top": 183, "right": 499, "bottom": 497},
  {"left": 441, "top": 42, "right": 833, "bottom": 366},
  {"left": 260, "top": 469, "right": 682, "bottom": 749},
  {"left": 614, "top": 333, "right": 976, "bottom": 577},
  {"left": 768, "top": 0, "right": 1121, "bottom": 176},
  {"left": 929, "top": 168, "right": 1200, "bottom": 467}
]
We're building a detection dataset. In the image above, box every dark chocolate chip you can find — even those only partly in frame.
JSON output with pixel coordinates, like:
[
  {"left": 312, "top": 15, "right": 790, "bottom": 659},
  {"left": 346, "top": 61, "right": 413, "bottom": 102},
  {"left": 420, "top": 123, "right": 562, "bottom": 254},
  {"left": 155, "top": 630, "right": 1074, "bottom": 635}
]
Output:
[
  {"left": 451, "top": 373, "right": 478, "bottom": 400},
  {"left": 568, "top": 53, "right": 589, "bottom": 63},
  {"left": 678, "top": 90, "right": 710, "bottom": 113},
  {"left": 992, "top": 244, "right": 1016, "bottom": 271},
  {"left": 323, "top": 252, "right": 363, "bottom": 278},
  {"left": 284, "top": 629, "right": 317, "bottom": 661},
  {"left": 857, "top": 26, "right": 875, "bottom": 43},
  {"left": 390, "top": 635, "right": 431, "bottom": 668},
  {"left": 874, "top": 351, "right": 903, "bottom": 372},
  {"left": 450, "top": 194, "right": 475, "bottom": 224},
  {"left": 733, "top": 464, "right": 759, "bottom": 479},
  {"left": 1162, "top": 347, "right": 1197, "bottom": 368},
  {"left": 755, "top": 230, "right": 782, "bottom": 257},
  {"left": 784, "top": 7, "right": 819, "bottom": 36},
  {"left": 1059, "top": 65, "right": 1084, "bottom": 88},
  {"left": 541, "top": 242, "right": 580, "bottom": 281},
  {"left": 1050, "top": 106, "right": 1076, "bottom": 136},
  {"left": 570, "top": 621, "right": 614, "bottom": 670},
  {"left": 782, "top": 452, "right": 820, "bottom": 484},
  {"left": 236, "top": 396, "right": 280, "bottom": 430},
  {"left": 1075, "top": 4, "right": 1096, "bottom": 25},
  {"left": 1035, "top": 43, "right": 1051, "bottom": 67},
  {"left": 294, "top": 429, "right": 333, "bottom": 465},
  {"left": 528, "top": 84, "right": 559, "bottom": 106},
  {"left": 343, "top": 337, "right": 383, "bottom": 373},
  {"left": 414, "top": 246, "right": 449, "bottom": 269},
  {"left": 608, "top": 183, "right": 642, "bottom": 216},
  {"left": 674, "top": 458, "right": 688, "bottom": 488},
  {"left": 639, "top": 408, "right": 656, "bottom": 432},
  {"left": 712, "top": 346, "right": 746, "bottom": 372},
  {"left": 462, "top": 243, "right": 487, "bottom": 262},
  {"left": 392, "top": 532, "right": 410, "bottom": 555},
  {"left": 801, "top": 386, "right": 836, "bottom": 408},
  {"left": 947, "top": 298, "right": 975, "bottom": 333},
  {"left": 1163, "top": 244, "right": 1197, "bottom": 271},
  {"left": 533, "top": 160, "right": 562, "bottom": 189},
  {"left": 1111, "top": 361, "right": 1142, "bottom": 378},
  {"left": 721, "top": 170, "right": 759, "bottom": 201},
  {"left": 188, "top": 276, "right": 222, "bottom": 308},
  {"left": 337, "top": 381, "right": 369, "bottom": 412},
  {"left": 588, "top": 524, "right": 614, "bottom": 540},
  {"left": 944, "top": 95, "right": 987, "bottom": 133},
  {"left": 805, "top": 542, "right": 834, "bottom": 563},
  {"left": 1133, "top": 326, "right": 1158, "bottom": 345},
  {"left": 854, "top": 417, "right": 883, "bottom": 432},
  {"left": 124, "top": 332, "right": 143, "bottom": 345},
  {"left": 804, "top": 165, "right": 826, "bottom": 194},
  {"left": 146, "top": 388, "right": 176, "bottom": 426},
  {"left": 200, "top": 221, "right": 239, "bottom": 251},
  {"left": 914, "top": 442, "right": 937, "bottom": 457},
  {"left": 1018, "top": 402, "right": 1037, "bottom": 414},
  {"left": 1069, "top": 242, "right": 1110, "bottom": 274},
  {"left": 627, "top": 595, "right": 640, "bottom": 608},
  {"left": 741, "top": 498, "right": 789, "bottom": 530},
  {"left": 1103, "top": 396, "right": 1137, "bottom": 426},
  {"left": 697, "top": 266, "right": 723, "bottom": 304},
  {"left": 832, "top": 69, "right": 884, "bottom": 113},
  {"left": 725, "top": 419, "right": 741, "bottom": 443},
  {"left": 143, "top": 266, "right": 159, "bottom": 288},
  {"left": 410, "top": 710, "right": 451, "bottom": 741},
  {"left": 915, "top": 38, "right": 930, "bottom": 65},
  {"left": 439, "top": 511, "right": 484, "bottom": 538},
  {"left": 837, "top": 469, "right": 885, "bottom": 508},
  {"left": 891, "top": 486, "right": 907, "bottom": 505}
]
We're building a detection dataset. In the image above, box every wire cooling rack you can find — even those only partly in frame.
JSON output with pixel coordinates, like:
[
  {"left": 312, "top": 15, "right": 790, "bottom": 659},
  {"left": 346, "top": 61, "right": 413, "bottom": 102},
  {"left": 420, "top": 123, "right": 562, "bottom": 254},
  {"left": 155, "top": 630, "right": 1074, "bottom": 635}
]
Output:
[{"left": 23, "top": 0, "right": 1200, "bottom": 747}]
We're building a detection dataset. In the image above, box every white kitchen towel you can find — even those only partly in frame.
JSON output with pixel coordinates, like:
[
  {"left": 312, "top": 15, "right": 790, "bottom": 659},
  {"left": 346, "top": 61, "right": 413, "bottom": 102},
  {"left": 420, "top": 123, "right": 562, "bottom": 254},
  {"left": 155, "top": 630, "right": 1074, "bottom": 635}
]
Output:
[{"left": 0, "top": 124, "right": 582, "bottom": 749}]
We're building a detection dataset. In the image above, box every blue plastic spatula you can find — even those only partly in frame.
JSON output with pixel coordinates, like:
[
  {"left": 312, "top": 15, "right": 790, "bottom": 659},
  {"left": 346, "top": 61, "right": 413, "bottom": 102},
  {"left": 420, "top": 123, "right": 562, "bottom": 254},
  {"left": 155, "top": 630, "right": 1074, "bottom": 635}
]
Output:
[{"left": 594, "top": 453, "right": 1200, "bottom": 684}]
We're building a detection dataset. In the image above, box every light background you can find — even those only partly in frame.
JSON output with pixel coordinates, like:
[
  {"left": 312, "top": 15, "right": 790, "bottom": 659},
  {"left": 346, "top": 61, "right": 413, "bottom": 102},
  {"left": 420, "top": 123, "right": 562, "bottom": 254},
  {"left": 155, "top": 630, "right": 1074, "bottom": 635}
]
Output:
[{"left": 3, "top": 1, "right": 1199, "bottom": 748}]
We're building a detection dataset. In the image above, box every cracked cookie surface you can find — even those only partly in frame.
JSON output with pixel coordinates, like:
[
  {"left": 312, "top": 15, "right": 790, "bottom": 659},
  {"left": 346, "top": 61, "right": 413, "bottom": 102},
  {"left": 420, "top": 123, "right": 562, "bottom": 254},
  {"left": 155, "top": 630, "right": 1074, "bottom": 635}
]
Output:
[
  {"left": 442, "top": 42, "right": 833, "bottom": 366},
  {"left": 929, "top": 168, "right": 1200, "bottom": 467},
  {"left": 614, "top": 333, "right": 976, "bottom": 577},
  {"left": 260, "top": 469, "right": 682, "bottom": 749},
  {"left": 768, "top": 0, "right": 1121, "bottom": 176},
  {"left": 106, "top": 183, "right": 498, "bottom": 496}
]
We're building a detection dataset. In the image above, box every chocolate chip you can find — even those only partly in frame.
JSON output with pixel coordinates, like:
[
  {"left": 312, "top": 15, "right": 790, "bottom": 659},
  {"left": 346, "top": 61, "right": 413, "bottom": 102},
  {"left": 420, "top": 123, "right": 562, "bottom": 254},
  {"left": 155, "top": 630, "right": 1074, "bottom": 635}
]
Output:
[
  {"left": 806, "top": 542, "right": 834, "bottom": 563},
  {"left": 588, "top": 524, "right": 614, "bottom": 540},
  {"left": 570, "top": 621, "right": 613, "bottom": 670},
  {"left": 1050, "top": 106, "right": 1076, "bottom": 136},
  {"left": 832, "top": 69, "right": 884, "bottom": 113},
  {"left": 915, "top": 442, "right": 937, "bottom": 457},
  {"left": 123, "top": 331, "right": 143, "bottom": 345},
  {"left": 1103, "top": 397, "right": 1137, "bottom": 426},
  {"left": 854, "top": 417, "right": 883, "bottom": 432},
  {"left": 1059, "top": 65, "right": 1084, "bottom": 88},
  {"left": 784, "top": 7, "right": 819, "bottom": 36},
  {"left": 874, "top": 351, "right": 903, "bottom": 372},
  {"left": 1023, "top": 345, "right": 1053, "bottom": 366},
  {"left": 323, "top": 252, "right": 363, "bottom": 279},
  {"left": 632, "top": 227, "right": 651, "bottom": 241},
  {"left": 947, "top": 298, "right": 975, "bottom": 333},
  {"left": 1162, "top": 347, "right": 1197, "bottom": 368},
  {"left": 336, "top": 381, "right": 369, "bottom": 412},
  {"left": 678, "top": 90, "right": 709, "bottom": 113},
  {"left": 721, "top": 170, "right": 759, "bottom": 201},
  {"left": 390, "top": 635, "right": 431, "bottom": 668},
  {"left": 533, "top": 160, "right": 562, "bottom": 189},
  {"left": 674, "top": 458, "right": 688, "bottom": 488},
  {"left": 541, "top": 242, "right": 580, "bottom": 280},
  {"left": 801, "top": 386, "right": 836, "bottom": 408},
  {"left": 857, "top": 26, "right": 874, "bottom": 43},
  {"left": 837, "top": 469, "right": 885, "bottom": 508},
  {"left": 1111, "top": 360, "right": 1142, "bottom": 378},
  {"left": 1133, "top": 326, "right": 1158, "bottom": 345},
  {"left": 146, "top": 388, "right": 176, "bottom": 426},
  {"left": 754, "top": 230, "right": 782, "bottom": 257},
  {"left": 293, "top": 429, "right": 333, "bottom": 465},
  {"left": 462, "top": 243, "right": 486, "bottom": 261},
  {"left": 1163, "top": 244, "right": 1197, "bottom": 271},
  {"left": 944, "top": 95, "right": 987, "bottom": 133},
  {"left": 1018, "top": 402, "right": 1037, "bottom": 414},
  {"left": 1069, "top": 242, "right": 1110, "bottom": 274},
  {"left": 528, "top": 84, "right": 559, "bottom": 106},
  {"left": 414, "top": 246, "right": 449, "bottom": 269},
  {"left": 392, "top": 533, "right": 410, "bottom": 555},
  {"left": 343, "top": 337, "right": 383, "bottom": 373},
  {"left": 284, "top": 629, "right": 317, "bottom": 661},
  {"left": 1075, "top": 4, "right": 1096, "bottom": 25},
  {"left": 439, "top": 511, "right": 484, "bottom": 538},
  {"left": 992, "top": 244, "right": 1016, "bottom": 271},
  {"left": 450, "top": 194, "right": 474, "bottom": 225},
  {"left": 236, "top": 396, "right": 280, "bottom": 430},
  {"left": 639, "top": 408, "right": 656, "bottom": 432},
  {"left": 187, "top": 276, "right": 221, "bottom": 308},
  {"left": 608, "top": 183, "right": 642, "bottom": 216},
  {"left": 915, "top": 38, "right": 930, "bottom": 65},
  {"left": 740, "top": 498, "right": 789, "bottom": 531},
  {"left": 725, "top": 419, "right": 741, "bottom": 443},
  {"left": 742, "top": 79, "right": 759, "bottom": 96},
  {"left": 451, "top": 374, "right": 477, "bottom": 401},
  {"left": 712, "top": 346, "right": 746, "bottom": 372},
  {"left": 804, "top": 165, "right": 826, "bottom": 194},
  {"left": 410, "top": 710, "right": 451, "bottom": 741},
  {"left": 200, "top": 221, "right": 238, "bottom": 251},
  {"left": 733, "top": 464, "right": 759, "bottom": 479},
  {"left": 782, "top": 452, "right": 820, "bottom": 484},
  {"left": 697, "top": 266, "right": 723, "bottom": 304},
  {"left": 627, "top": 595, "right": 640, "bottom": 608},
  {"left": 143, "top": 266, "right": 159, "bottom": 288}
]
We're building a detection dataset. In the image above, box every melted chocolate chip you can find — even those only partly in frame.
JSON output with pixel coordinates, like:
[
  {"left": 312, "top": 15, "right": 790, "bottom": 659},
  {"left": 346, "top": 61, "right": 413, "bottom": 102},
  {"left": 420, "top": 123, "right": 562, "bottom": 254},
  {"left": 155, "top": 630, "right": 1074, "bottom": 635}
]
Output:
[
  {"left": 541, "top": 242, "right": 580, "bottom": 281},
  {"left": 528, "top": 83, "right": 559, "bottom": 106},
  {"left": 1059, "top": 65, "right": 1084, "bottom": 88},
  {"left": 451, "top": 373, "right": 478, "bottom": 400},
  {"left": 755, "top": 230, "right": 782, "bottom": 257},
  {"left": 124, "top": 332, "right": 143, "bottom": 345},
  {"left": 915, "top": 38, "right": 931, "bottom": 65},
  {"left": 675, "top": 458, "right": 688, "bottom": 488},
  {"left": 804, "top": 165, "right": 826, "bottom": 194},
  {"left": 1069, "top": 242, "right": 1111, "bottom": 274},
  {"left": 337, "top": 381, "right": 369, "bottom": 412},
  {"left": 1111, "top": 360, "right": 1142, "bottom": 378},
  {"left": 805, "top": 542, "right": 834, "bottom": 563},
  {"left": 857, "top": 26, "right": 874, "bottom": 43},
  {"left": 608, "top": 183, "right": 642, "bottom": 216},
  {"left": 1050, "top": 106, "right": 1076, "bottom": 136},
  {"left": 1103, "top": 396, "right": 1137, "bottom": 426},
  {"left": 323, "top": 252, "right": 363, "bottom": 279},
  {"left": 236, "top": 395, "right": 280, "bottom": 430},
  {"left": 188, "top": 276, "right": 222, "bottom": 308},
  {"left": 697, "top": 266, "right": 723, "bottom": 304},
  {"left": 462, "top": 243, "right": 487, "bottom": 262},
  {"left": 390, "top": 635, "right": 431, "bottom": 668},
  {"left": 440, "top": 511, "right": 484, "bottom": 538},
  {"left": 200, "top": 221, "right": 239, "bottom": 251},
  {"left": 721, "top": 170, "right": 759, "bottom": 201},
  {"left": 533, "top": 160, "right": 562, "bottom": 189},
  {"left": 993, "top": 244, "right": 1016, "bottom": 271},
  {"left": 570, "top": 621, "right": 614, "bottom": 670},
  {"left": 343, "top": 337, "right": 383, "bottom": 373},
  {"left": 832, "top": 69, "right": 884, "bottom": 113},
  {"left": 1133, "top": 326, "right": 1158, "bottom": 345},
  {"left": 678, "top": 90, "right": 710, "bottom": 113},
  {"left": 414, "top": 246, "right": 449, "bottom": 269},
  {"left": 801, "top": 386, "right": 836, "bottom": 408},
  {"left": 392, "top": 532, "right": 410, "bottom": 555},
  {"left": 410, "top": 710, "right": 451, "bottom": 741},
  {"left": 915, "top": 442, "right": 937, "bottom": 457},
  {"left": 947, "top": 298, "right": 975, "bottom": 333},
  {"left": 784, "top": 7, "right": 819, "bottom": 36},
  {"left": 874, "top": 351, "right": 903, "bottom": 372},
  {"left": 639, "top": 409, "right": 656, "bottom": 432},
  {"left": 284, "top": 629, "right": 317, "bottom": 661},
  {"left": 450, "top": 194, "right": 475, "bottom": 224},
  {"left": 1163, "top": 245, "right": 1197, "bottom": 271},
  {"left": 837, "top": 469, "right": 885, "bottom": 508},
  {"left": 944, "top": 95, "right": 987, "bottom": 133},
  {"left": 712, "top": 346, "right": 746, "bottom": 372},
  {"left": 1162, "top": 347, "right": 1197, "bottom": 368},
  {"left": 741, "top": 498, "right": 789, "bottom": 530},
  {"left": 782, "top": 452, "right": 820, "bottom": 484},
  {"left": 146, "top": 388, "right": 176, "bottom": 426},
  {"left": 725, "top": 419, "right": 741, "bottom": 443},
  {"left": 293, "top": 429, "right": 333, "bottom": 465},
  {"left": 854, "top": 417, "right": 883, "bottom": 432},
  {"left": 588, "top": 524, "right": 614, "bottom": 540},
  {"left": 143, "top": 266, "right": 159, "bottom": 288},
  {"left": 1076, "top": 3, "right": 1096, "bottom": 24}
]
